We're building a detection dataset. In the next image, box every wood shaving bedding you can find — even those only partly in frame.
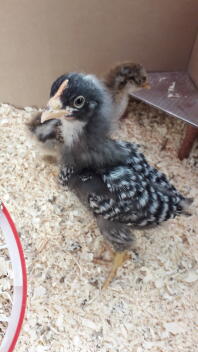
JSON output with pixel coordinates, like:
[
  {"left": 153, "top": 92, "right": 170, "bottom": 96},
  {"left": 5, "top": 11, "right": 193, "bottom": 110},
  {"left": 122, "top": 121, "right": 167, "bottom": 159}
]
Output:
[
  {"left": 0, "top": 100, "right": 197, "bottom": 352},
  {"left": 0, "top": 230, "right": 13, "bottom": 343}
]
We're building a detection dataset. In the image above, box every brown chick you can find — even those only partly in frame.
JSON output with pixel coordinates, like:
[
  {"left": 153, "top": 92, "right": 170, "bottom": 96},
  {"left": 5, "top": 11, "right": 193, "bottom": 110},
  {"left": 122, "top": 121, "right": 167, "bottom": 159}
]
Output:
[{"left": 104, "top": 62, "right": 149, "bottom": 120}]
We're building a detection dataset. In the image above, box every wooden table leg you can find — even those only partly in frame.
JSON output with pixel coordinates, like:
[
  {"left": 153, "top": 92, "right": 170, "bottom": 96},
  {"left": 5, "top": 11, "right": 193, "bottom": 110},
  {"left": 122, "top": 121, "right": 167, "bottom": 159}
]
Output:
[{"left": 178, "top": 124, "right": 198, "bottom": 160}]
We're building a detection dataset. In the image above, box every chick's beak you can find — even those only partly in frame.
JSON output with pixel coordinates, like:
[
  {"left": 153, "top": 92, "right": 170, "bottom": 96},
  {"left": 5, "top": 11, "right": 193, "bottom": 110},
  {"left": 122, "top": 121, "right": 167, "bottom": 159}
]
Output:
[
  {"left": 41, "top": 107, "right": 66, "bottom": 123},
  {"left": 142, "top": 82, "right": 150, "bottom": 89},
  {"left": 41, "top": 107, "right": 75, "bottom": 123},
  {"left": 40, "top": 79, "right": 74, "bottom": 123}
]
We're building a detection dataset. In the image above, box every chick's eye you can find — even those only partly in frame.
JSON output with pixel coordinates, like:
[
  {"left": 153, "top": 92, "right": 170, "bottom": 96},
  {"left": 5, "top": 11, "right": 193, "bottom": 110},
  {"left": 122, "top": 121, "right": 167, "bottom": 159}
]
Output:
[{"left": 73, "top": 96, "right": 85, "bottom": 109}]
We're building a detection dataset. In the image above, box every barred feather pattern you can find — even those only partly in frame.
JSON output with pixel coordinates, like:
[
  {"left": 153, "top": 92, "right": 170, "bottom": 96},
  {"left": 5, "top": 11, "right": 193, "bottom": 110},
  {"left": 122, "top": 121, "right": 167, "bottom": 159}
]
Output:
[
  {"left": 89, "top": 141, "right": 185, "bottom": 227},
  {"left": 59, "top": 165, "right": 74, "bottom": 185}
]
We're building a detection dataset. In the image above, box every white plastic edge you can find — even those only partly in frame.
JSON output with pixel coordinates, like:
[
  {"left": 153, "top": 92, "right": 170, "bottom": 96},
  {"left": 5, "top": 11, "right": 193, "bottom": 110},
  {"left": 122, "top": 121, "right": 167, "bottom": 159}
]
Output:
[{"left": 0, "top": 209, "right": 23, "bottom": 352}]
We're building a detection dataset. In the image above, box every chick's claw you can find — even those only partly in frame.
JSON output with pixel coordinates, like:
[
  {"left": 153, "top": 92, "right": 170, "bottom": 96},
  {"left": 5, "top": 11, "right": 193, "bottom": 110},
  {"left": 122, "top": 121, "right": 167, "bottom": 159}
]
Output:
[
  {"left": 102, "top": 251, "right": 130, "bottom": 289},
  {"left": 93, "top": 241, "right": 114, "bottom": 265}
]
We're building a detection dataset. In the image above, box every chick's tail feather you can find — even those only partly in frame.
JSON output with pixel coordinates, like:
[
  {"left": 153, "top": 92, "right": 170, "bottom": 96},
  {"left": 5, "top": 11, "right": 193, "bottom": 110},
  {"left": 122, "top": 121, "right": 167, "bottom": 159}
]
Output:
[{"left": 180, "top": 197, "right": 193, "bottom": 216}]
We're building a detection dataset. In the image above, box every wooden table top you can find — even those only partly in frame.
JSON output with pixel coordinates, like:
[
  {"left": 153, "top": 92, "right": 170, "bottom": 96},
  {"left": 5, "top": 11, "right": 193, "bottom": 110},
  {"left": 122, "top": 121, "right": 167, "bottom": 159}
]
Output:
[{"left": 131, "top": 72, "right": 198, "bottom": 128}]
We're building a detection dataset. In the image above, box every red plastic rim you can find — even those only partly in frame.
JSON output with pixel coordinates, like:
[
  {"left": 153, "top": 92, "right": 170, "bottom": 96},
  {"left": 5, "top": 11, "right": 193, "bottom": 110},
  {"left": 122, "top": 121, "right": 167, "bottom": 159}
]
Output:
[{"left": 0, "top": 202, "right": 27, "bottom": 352}]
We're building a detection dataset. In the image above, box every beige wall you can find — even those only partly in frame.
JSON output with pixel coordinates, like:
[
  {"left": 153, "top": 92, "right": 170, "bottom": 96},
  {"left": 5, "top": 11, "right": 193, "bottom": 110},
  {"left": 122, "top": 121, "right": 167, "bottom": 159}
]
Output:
[{"left": 0, "top": 0, "right": 198, "bottom": 106}]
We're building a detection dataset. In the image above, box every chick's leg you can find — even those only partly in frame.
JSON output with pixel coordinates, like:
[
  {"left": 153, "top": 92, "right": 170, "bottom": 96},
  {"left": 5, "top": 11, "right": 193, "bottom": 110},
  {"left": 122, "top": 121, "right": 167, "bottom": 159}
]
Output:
[
  {"left": 96, "top": 217, "right": 134, "bottom": 288},
  {"left": 67, "top": 176, "right": 133, "bottom": 287},
  {"left": 102, "top": 250, "right": 130, "bottom": 289}
]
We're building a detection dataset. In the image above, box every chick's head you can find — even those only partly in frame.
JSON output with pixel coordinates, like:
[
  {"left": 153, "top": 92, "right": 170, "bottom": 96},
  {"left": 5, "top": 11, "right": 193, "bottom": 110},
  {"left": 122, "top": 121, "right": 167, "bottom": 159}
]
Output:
[
  {"left": 105, "top": 62, "right": 149, "bottom": 94},
  {"left": 42, "top": 73, "right": 112, "bottom": 122}
]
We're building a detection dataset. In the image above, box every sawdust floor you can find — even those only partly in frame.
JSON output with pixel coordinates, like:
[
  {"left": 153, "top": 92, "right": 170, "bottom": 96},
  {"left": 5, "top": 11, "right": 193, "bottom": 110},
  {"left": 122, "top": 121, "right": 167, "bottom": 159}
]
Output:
[{"left": 0, "top": 100, "right": 198, "bottom": 352}]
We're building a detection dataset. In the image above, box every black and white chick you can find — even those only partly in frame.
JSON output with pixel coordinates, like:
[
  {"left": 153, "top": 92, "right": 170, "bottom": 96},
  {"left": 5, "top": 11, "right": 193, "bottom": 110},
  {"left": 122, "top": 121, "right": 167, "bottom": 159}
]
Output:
[
  {"left": 40, "top": 73, "right": 192, "bottom": 288},
  {"left": 27, "top": 62, "right": 149, "bottom": 163}
]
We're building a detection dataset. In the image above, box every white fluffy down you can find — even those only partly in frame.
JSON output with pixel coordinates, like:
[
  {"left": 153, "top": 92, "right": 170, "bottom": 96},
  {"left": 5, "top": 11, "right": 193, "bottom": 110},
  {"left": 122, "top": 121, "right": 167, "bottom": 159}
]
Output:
[{"left": 61, "top": 119, "right": 86, "bottom": 147}]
